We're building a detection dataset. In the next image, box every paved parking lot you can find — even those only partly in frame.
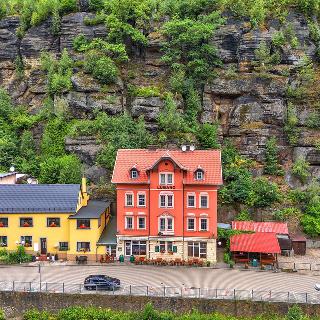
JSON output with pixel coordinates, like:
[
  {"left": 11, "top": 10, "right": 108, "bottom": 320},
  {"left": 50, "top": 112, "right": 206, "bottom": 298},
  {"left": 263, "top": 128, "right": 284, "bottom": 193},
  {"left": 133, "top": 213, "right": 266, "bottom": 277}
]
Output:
[{"left": 0, "top": 264, "right": 319, "bottom": 293}]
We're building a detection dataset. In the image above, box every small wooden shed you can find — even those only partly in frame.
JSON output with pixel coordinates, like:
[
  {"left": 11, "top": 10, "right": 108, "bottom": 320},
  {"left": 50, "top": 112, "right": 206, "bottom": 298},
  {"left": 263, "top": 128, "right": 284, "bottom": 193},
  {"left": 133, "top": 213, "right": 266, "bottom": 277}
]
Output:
[{"left": 291, "top": 235, "right": 307, "bottom": 256}]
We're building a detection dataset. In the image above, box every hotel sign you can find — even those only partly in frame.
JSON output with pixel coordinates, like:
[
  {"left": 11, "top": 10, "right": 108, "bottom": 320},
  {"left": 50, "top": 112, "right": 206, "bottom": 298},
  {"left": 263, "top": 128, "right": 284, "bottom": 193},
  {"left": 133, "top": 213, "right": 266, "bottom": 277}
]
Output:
[{"left": 157, "top": 185, "right": 176, "bottom": 189}]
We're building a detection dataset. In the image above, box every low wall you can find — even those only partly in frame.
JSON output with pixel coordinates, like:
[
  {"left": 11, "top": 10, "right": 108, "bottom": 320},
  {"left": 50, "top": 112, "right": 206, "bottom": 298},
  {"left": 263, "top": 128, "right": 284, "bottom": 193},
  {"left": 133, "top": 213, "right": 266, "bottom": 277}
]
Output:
[{"left": 1, "top": 292, "right": 320, "bottom": 318}]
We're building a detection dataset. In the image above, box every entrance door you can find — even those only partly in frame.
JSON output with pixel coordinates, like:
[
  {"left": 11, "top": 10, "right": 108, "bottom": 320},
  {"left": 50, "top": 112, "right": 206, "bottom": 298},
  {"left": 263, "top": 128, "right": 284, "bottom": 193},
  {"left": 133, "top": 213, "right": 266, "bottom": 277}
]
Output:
[{"left": 40, "top": 238, "right": 47, "bottom": 255}]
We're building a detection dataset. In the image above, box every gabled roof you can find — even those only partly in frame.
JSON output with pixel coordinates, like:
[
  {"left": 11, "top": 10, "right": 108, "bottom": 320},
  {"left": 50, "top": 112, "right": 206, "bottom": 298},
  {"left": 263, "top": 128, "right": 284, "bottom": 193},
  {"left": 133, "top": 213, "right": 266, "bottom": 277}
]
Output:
[
  {"left": 230, "top": 232, "right": 281, "bottom": 254},
  {"left": 69, "top": 200, "right": 110, "bottom": 219},
  {"left": 0, "top": 172, "right": 15, "bottom": 178},
  {"left": 232, "top": 221, "right": 288, "bottom": 234},
  {"left": 112, "top": 149, "right": 222, "bottom": 185},
  {"left": 0, "top": 184, "right": 80, "bottom": 213}
]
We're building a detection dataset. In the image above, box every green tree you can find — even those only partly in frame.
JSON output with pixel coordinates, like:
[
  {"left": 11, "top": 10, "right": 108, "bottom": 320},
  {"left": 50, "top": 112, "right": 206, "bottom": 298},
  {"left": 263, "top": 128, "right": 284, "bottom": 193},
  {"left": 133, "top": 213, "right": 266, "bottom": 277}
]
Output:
[
  {"left": 196, "top": 123, "right": 219, "bottom": 149},
  {"left": 264, "top": 137, "right": 283, "bottom": 175},
  {"left": 292, "top": 157, "right": 310, "bottom": 184}
]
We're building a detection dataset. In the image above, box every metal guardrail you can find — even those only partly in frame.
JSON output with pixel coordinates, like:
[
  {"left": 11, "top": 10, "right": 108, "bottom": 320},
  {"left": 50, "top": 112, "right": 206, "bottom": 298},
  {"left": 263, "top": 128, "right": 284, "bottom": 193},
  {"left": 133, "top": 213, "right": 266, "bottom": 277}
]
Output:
[
  {"left": 0, "top": 280, "right": 319, "bottom": 304},
  {"left": 278, "top": 261, "right": 320, "bottom": 272}
]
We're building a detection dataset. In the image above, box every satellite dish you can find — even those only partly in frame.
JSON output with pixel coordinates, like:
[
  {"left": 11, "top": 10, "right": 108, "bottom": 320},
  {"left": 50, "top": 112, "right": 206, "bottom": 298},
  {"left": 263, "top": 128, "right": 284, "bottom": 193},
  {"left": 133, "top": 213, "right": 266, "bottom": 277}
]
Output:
[
  {"left": 181, "top": 145, "right": 187, "bottom": 152},
  {"left": 9, "top": 166, "right": 15, "bottom": 172},
  {"left": 27, "top": 178, "right": 33, "bottom": 184},
  {"left": 190, "top": 145, "right": 195, "bottom": 151}
]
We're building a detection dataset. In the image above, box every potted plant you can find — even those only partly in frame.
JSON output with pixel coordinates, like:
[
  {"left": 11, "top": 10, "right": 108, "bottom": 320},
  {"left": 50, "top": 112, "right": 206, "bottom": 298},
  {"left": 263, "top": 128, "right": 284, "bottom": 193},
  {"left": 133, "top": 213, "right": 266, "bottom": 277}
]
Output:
[
  {"left": 206, "top": 261, "right": 211, "bottom": 267},
  {"left": 50, "top": 222, "right": 57, "bottom": 227},
  {"left": 23, "top": 222, "right": 30, "bottom": 227},
  {"left": 229, "top": 260, "right": 235, "bottom": 268},
  {"left": 0, "top": 222, "right": 4, "bottom": 227}
]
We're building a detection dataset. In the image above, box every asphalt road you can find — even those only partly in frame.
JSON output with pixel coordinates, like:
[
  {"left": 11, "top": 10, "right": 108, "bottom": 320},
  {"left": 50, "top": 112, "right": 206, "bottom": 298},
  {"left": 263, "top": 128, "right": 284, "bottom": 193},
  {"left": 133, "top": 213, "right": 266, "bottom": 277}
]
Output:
[{"left": 0, "top": 264, "right": 318, "bottom": 293}]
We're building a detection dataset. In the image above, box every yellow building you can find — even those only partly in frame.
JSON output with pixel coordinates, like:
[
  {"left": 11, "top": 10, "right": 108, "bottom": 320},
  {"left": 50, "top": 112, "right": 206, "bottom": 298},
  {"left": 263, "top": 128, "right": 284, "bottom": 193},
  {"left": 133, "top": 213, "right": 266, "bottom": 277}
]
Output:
[{"left": 0, "top": 178, "right": 114, "bottom": 261}]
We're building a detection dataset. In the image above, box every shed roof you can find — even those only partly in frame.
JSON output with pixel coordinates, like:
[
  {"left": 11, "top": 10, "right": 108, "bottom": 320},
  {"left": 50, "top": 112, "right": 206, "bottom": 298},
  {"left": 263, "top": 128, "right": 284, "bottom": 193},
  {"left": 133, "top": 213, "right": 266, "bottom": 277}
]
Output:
[
  {"left": 112, "top": 149, "right": 222, "bottom": 185},
  {"left": 291, "top": 235, "right": 307, "bottom": 242},
  {"left": 230, "top": 232, "right": 281, "bottom": 254},
  {"left": 0, "top": 184, "right": 80, "bottom": 213},
  {"left": 232, "top": 221, "right": 288, "bottom": 234},
  {"left": 69, "top": 200, "right": 110, "bottom": 219},
  {"left": 0, "top": 172, "right": 15, "bottom": 178},
  {"left": 97, "top": 216, "right": 117, "bottom": 245}
]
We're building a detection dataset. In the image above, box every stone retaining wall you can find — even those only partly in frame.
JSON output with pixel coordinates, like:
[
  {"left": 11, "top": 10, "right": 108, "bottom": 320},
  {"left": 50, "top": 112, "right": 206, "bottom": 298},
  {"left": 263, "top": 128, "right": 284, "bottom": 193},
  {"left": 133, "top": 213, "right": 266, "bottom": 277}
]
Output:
[{"left": 1, "top": 291, "right": 320, "bottom": 318}]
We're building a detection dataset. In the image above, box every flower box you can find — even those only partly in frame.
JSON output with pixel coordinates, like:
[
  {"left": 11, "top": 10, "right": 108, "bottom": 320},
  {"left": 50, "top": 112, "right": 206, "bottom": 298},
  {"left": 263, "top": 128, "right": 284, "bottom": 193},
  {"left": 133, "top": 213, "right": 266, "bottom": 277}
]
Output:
[
  {"left": 23, "top": 222, "right": 30, "bottom": 227},
  {"left": 0, "top": 223, "right": 4, "bottom": 227},
  {"left": 50, "top": 223, "right": 57, "bottom": 227}
]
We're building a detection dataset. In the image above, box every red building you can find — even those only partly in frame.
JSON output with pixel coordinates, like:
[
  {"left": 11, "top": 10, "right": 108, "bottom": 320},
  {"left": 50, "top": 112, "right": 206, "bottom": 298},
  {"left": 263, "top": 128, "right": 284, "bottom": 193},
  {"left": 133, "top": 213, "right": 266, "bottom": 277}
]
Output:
[{"left": 111, "top": 147, "right": 222, "bottom": 263}]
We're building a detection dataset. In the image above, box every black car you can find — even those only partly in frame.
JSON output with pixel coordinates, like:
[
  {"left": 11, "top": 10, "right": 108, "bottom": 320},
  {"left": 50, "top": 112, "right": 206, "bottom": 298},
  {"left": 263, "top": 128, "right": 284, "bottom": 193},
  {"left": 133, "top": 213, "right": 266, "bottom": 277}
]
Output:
[{"left": 84, "top": 275, "right": 121, "bottom": 291}]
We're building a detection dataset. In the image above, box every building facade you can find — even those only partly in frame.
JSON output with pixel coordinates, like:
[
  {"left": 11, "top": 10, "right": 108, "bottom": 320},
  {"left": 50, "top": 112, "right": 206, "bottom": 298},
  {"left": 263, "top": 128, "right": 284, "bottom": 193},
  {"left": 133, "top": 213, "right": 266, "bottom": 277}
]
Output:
[
  {"left": 112, "top": 148, "right": 222, "bottom": 263},
  {"left": 0, "top": 178, "right": 111, "bottom": 261}
]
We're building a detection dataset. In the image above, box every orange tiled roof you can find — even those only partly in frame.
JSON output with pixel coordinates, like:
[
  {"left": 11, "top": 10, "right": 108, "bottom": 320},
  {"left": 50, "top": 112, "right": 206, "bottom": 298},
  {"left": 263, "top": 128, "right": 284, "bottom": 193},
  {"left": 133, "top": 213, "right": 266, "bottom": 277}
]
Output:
[{"left": 111, "top": 149, "right": 222, "bottom": 185}]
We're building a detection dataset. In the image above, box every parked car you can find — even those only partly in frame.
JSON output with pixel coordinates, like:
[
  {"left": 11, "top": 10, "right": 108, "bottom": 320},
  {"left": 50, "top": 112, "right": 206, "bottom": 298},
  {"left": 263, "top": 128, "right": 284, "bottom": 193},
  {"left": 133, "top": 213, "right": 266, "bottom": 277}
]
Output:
[{"left": 84, "top": 275, "right": 121, "bottom": 291}]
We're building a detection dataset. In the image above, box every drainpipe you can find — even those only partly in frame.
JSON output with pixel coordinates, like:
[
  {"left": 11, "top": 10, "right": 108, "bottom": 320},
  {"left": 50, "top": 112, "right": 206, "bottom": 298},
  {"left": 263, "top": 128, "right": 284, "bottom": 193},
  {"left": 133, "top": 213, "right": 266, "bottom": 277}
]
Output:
[
  {"left": 182, "top": 170, "right": 185, "bottom": 260},
  {"left": 148, "top": 181, "right": 151, "bottom": 259}
]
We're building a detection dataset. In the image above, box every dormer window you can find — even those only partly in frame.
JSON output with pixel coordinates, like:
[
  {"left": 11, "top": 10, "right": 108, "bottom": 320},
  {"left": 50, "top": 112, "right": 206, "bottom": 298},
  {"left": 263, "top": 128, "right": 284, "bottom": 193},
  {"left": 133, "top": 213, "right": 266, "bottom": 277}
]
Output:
[
  {"left": 131, "top": 169, "right": 138, "bottom": 179},
  {"left": 195, "top": 169, "right": 204, "bottom": 180}
]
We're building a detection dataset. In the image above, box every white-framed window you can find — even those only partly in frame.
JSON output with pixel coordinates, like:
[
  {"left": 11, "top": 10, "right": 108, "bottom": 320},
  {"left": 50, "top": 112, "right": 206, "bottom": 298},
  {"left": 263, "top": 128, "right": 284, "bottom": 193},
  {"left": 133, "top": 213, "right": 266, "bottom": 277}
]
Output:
[
  {"left": 187, "top": 217, "right": 195, "bottom": 231},
  {"left": 20, "top": 236, "right": 32, "bottom": 247},
  {"left": 187, "top": 193, "right": 196, "bottom": 208},
  {"left": 200, "top": 194, "right": 208, "bottom": 208},
  {"left": 138, "top": 193, "right": 146, "bottom": 207},
  {"left": 195, "top": 169, "right": 204, "bottom": 180},
  {"left": 199, "top": 218, "right": 208, "bottom": 231},
  {"left": 159, "top": 194, "right": 173, "bottom": 208},
  {"left": 159, "top": 173, "right": 173, "bottom": 185},
  {"left": 159, "top": 216, "right": 174, "bottom": 233},
  {"left": 125, "top": 216, "right": 134, "bottom": 230},
  {"left": 131, "top": 169, "right": 138, "bottom": 179},
  {"left": 137, "top": 216, "right": 146, "bottom": 229},
  {"left": 188, "top": 242, "right": 207, "bottom": 258},
  {"left": 77, "top": 242, "right": 90, "bottom": 252},
  {"left": 125, "top": 193, "right": 134, "bottom": 207}
]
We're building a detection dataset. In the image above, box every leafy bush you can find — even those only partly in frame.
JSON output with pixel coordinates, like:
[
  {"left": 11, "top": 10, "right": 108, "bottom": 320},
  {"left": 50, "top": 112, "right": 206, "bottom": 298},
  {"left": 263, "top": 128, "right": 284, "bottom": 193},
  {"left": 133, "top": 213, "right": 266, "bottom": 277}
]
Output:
[
  {"left": 84, "top": 51, "right": 118, "bottom": 84},
  {"left": 235, "top": 210, "right": 252, "bottom": 221},
  {"left": 39, "top": 155, "right": 82, "bottom": 184},
  {"left": 128, "top": 85, "right": 162, "bottom": 98},
  {"left": 292, "top": 157, "right": 310, "bottom": 184},
  {"left": 254, "top": 40, "right": 281, "bottom": 72},
  {"left": 41, "top": 49, "right": 73, "bottom": 96},
  {"left": 252, "top": 177, "right": 281, "bottom": 208}
]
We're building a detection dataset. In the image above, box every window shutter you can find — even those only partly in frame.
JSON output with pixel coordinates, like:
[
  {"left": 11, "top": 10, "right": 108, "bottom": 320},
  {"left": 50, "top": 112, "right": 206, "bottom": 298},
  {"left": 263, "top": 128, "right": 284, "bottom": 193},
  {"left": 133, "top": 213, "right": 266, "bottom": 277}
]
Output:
[
  {"left": 155, "top": 245, "right": 160, "bottom": 252},
  {"left": 172, "top": 246, "right": 177, "bottom": 253}
]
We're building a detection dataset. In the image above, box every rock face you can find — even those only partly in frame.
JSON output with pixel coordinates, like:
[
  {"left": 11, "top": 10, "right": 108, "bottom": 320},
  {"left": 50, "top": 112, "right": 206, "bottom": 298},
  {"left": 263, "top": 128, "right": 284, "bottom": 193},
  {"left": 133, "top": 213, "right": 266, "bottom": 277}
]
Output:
[{"left": 0, "top": 10, "right": 320, "bottom": 181}]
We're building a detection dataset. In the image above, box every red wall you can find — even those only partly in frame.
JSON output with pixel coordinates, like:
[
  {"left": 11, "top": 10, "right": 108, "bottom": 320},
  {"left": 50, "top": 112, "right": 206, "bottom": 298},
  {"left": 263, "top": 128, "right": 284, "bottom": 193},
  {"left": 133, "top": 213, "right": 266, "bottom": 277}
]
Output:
[{"left": 116, "top": 159, "right": 218, "bottom": 238}]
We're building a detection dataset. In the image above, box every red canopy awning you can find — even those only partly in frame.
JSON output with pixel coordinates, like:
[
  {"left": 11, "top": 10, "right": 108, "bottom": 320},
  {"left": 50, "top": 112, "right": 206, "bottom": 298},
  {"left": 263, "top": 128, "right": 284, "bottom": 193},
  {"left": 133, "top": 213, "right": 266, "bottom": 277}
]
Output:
[
  {"left": 232, "top": 221, "right": 288, "bottom": 234},
  {"left": 230, "top": 232, "right": 281, "bottom": 254}
]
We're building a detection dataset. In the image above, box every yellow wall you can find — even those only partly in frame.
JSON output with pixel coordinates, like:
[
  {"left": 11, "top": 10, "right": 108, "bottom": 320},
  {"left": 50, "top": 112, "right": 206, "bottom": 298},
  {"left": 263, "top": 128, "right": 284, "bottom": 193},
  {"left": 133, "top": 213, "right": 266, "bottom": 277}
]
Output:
[
  {"left": 0, "top": 213, "right": 71, "bottom": 254},
  {"left": 0, "top": 184, "right": 110, "bottom": 261}
]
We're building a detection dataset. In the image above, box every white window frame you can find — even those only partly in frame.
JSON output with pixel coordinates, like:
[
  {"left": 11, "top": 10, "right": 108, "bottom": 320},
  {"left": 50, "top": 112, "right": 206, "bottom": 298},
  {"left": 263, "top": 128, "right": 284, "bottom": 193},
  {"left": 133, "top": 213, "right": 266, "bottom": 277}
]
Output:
[
  {"left": 187, "top": 217, "right": 196, "bottom": 231},
  {"left": 137, "top": 216, "right": 146, "bottom": 230},
  {"left": 125, "top": 192, "right": 134, "bottom": 207},
  {"left": 137, "top": 192, "right": 146, "bottom": 207},
  {"left": 199, "top": 217, "right": 208, "bottom": 231},
  {"left": 195, "top": 170, "right": 204, "bottom": 180},
  {"left": 159, "top": 172, "right": 174, "bottom": 185},
  {"left": 159, "top": 193, "right": 174, "bottom": 208},
  {"left": 158, "top": 216, "right": 174, "bottom": 233},
  {"left": 125, "top": 216, "right": 134, "bottom": 230},
  {"left": 187, "top": 193, "right": 196, "bottom": 208},
  {"left": 131, "top": 169, "right": 138, "bottom": 179},
  {"left": 199, "top": 193, "right": 209, "bottom": 208}
]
